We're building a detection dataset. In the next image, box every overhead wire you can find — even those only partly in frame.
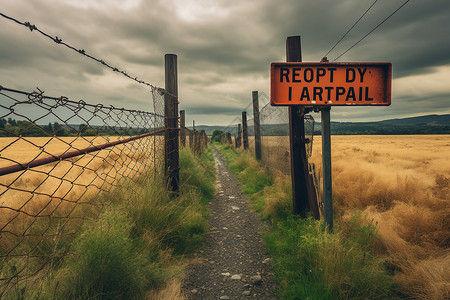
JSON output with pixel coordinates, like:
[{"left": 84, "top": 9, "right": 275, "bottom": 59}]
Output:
[
  {"left": 333, "top": 0, "right": 411, "bottom": 61},
  {"left": 324, "top": 0, "right": 379, "bottom": 59}
]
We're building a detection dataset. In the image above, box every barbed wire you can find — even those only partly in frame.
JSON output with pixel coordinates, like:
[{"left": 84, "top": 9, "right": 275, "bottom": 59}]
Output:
[{"left": 0, "top": 12, "right": 164, "bottom": 91}]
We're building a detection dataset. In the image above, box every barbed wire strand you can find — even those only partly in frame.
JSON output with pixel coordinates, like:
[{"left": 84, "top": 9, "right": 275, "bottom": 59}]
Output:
[
  {"left": 0, "top": 12, "right": 163, "bottom": 92},
  {"left": 333, "top": 0, "right": 411, "bottom": 62},
  {"left": 323, "top": 0, "right": 379, "bottom": 58}
]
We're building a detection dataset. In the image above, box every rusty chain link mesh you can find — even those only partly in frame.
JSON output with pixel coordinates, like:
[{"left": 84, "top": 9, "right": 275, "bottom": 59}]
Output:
[
  {"left": 259, "top": 93, "right": 291, "bottom": 177},
  {"left": 258, "top": 92, "right": 316, "bottom": 176},
  {"left": 0, "top": 85, "right": 166, "bottom": 295}
]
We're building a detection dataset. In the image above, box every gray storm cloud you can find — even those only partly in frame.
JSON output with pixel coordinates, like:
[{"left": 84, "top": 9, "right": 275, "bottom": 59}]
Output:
[{"left": 1, "top": 0, "right": 449, "bottom": 125}]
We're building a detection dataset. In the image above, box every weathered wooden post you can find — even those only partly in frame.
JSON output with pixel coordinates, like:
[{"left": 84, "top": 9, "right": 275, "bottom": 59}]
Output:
[
  {"left": 252, "top": 91, "right": 262, "bottom": 160},
  {"left": 285, "top": 36, "right": 315, "bottom": 216},
  {"left": 242, "top": 112, "right": 249, "bottom": 150},
  {"left": 188, "top": 130, "right": 193, "bottom": 150},
  {"left": 199, "top": 130, "right": 206, "bottom": 153},
  {"left": 236, "top": 124, "right": 241, "bottom": 148},
  {"left": 180, "top": 110, "right": 186, "bottom": 148},
  {"left": 164, "top": 54, "right": 179, "bottom": 193},
  {"left": 227, "top": 133, "right": 232, "bottom": 144}
]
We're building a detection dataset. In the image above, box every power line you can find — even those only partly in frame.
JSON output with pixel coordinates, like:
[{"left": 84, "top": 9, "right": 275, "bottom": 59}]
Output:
[
  {"left": 0, "top": 12, "right": 161, "bottom": 91},
  {"left": 333, "top": 0, "right": 411, "bottom": 62},
  {"left": 324, "top": 0, "right": 379, "bottom": 58}
]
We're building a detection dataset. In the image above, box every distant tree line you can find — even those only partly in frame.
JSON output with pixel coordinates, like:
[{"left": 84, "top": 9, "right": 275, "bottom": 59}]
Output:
[{"left": 0, "top": 118, "right": 154, "bottom": 137}]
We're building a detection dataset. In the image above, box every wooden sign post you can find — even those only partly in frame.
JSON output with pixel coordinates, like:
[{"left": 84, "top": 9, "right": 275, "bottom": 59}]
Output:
[{"left": 271, "top": 36, "right": 392, "bottom": 230}]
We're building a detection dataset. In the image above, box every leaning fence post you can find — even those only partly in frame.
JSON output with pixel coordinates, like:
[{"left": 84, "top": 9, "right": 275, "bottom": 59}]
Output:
[
  {"left": 164, "top": 54, "right": 179, "bottom": 193},
  {"left": 180, "top": 110, "right": 186, "bottom": 148},
  {"left": 252, "top": 91, "right": 262, "bottom": 160},
  {"left": 242, "top": 112, "right": 249, "bottom": 150}
]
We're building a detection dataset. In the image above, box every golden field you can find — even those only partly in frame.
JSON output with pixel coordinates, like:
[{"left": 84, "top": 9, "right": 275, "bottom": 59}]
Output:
[
  {"left": 257, "top": 134, "right": 449, "bottom": 299},
  {"left": 0, "top": 135, "right": 164, "bottom": 285},
  {"left": 0, "top": 136, "right": 164, "bottom": 208}
]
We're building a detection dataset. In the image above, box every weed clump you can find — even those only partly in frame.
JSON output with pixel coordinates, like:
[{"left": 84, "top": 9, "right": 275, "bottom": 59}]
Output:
[
  {"left": 54, "top": 208, "right": 163, "bottom": 299},
  {"left": 265, "top": 216, "right": 396, "bottom": 299}
]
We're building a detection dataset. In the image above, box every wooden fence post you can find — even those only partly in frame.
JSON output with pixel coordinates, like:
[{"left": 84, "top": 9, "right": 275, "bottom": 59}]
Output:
[
  {"left": 286, "top": 37, "right": 319, "bottom": 217},
  {"left": 201, "top": 130, "right": 206, "bottom": 151},
  {"left": 236, "top": 124, "right": 241, "bottom": 148},
  {"left": 252, "top": 91, "right": 262, "bottom": 160},
  {"left": 189, "top": 129, "right": 193, "bottom": 150},
  {"left": 164, "top": 54, "right": 179, "bottom": 193},
  {"left": 180, "top": 110, "right": 186, "bottom": 148},
  {"left": 199, "top": 130, "right": 206, "bottom": 153},
  {"left": 242, "top": 112, "right": 249, "bottom": 150}
]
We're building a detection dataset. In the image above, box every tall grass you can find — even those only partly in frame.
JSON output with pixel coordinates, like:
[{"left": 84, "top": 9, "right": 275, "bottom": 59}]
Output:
[
  {"left": 216, "top": 143, "right": 397, "bottom": 299},
  {"left": 5, "top": 146, "right": 215, "bottom": 299},
  {"left": 257, "top": 135, "right": 450, "bottom": 299},
  {"left": 309, "top": 135, "right": 450, "bottom": 300}
]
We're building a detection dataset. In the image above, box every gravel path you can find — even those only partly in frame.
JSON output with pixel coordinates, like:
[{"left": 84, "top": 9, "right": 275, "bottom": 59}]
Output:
[{"left": 181, "top": 147, "right": 278, "bottom": 300}]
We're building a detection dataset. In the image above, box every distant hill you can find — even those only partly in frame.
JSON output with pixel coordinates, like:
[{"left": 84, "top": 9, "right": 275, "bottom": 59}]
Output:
[
  {"left": 326, "top": 114, "right": 450, "bottom": 135},
  {"left": 377, "top": 114, "right": 450, "bottom": 126},
  {"left": 197, "top": 114, "right": 450, "bottom": 135}
]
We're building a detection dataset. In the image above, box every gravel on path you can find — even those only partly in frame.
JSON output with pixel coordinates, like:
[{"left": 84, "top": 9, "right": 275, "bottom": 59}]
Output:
[{"left": 181, "top": 147, "right": 278, "bottom": 300}]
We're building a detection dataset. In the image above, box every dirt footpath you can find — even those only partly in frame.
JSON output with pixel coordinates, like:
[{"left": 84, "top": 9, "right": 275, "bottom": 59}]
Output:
[{"left": 181, "top": 147, "right": 277, "bottom": 300}]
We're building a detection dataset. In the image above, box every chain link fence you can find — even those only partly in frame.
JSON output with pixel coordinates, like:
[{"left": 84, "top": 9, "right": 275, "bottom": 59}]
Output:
[
  {"left": 0, "top": 85, "right": 169, "bottom": 295},
  {"left": 220, "top": 92, "right": 322, "bottom": 211},
  {"left": 258, "top": 93, "right": 291, "bottom": 177}
]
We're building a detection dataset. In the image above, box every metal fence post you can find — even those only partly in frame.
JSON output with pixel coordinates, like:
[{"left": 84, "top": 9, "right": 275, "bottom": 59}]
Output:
[
  {"left": 252, "top": 91, "right": 262, "bottom": 160},
  {"left": 242, "top": 112, "right": 249, "bottom": 150},
  {"left": 322, "top": 107, "right": 333, "bottom": 230},
  {"left": 164, "top": 54, "right": 179, "bottom": 193}
]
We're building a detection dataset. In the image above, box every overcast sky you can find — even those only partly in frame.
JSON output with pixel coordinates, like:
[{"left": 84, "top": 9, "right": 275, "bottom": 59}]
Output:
[{"left": 1, "top": 0, "right": 449, "bottom": 126}]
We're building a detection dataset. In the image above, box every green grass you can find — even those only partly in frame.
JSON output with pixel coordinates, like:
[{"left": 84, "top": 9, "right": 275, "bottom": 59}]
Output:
[
  {"left": 216, "top": 143, "right": 397, "bottom": 300},
  {"left": 53, "top": 208, "right": 163, "bottom": 299},
  {"left": 6, "top": 146, "right": 215, "bottom": 300}
]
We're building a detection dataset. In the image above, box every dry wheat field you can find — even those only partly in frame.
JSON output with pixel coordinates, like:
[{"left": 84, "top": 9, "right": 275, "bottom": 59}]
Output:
[
  {"left": 260, "top": 134, "right": 450, "bottom": 299},
  {"left": 0, "top": 136, "right": 163, "bottom": 208},
  {"left": 0, "top": 135, "right": 164, "bottom": 285}
]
